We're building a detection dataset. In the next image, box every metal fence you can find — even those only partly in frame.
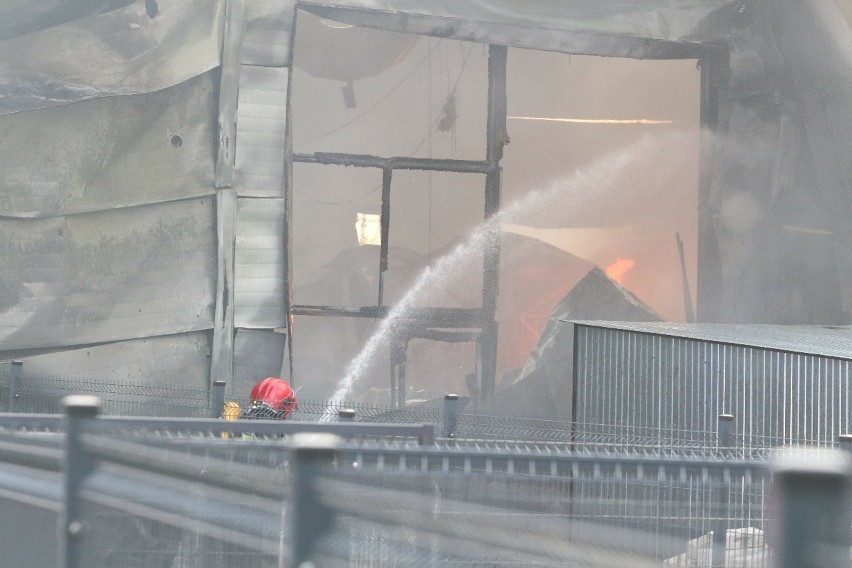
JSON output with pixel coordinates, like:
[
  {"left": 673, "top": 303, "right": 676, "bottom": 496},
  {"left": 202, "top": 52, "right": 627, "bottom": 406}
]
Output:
[
  {"left": 0, "top": 362, "right": 217, "bottom": 417},
  {"left": 0, "top": 365, "right": 838, "bottom": 453},
  {"left": 3, "top": 398, "right": 851, "bottom": 568}
]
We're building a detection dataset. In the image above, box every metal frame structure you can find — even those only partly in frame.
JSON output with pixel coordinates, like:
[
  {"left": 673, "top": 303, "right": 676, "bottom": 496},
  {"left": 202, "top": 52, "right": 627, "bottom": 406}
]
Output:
[
  {"left": 285, "top": 19, "right": 509, "bottom": 407},
  {"left": 280, "top": 5, "right": 727, "bottom": 408}
]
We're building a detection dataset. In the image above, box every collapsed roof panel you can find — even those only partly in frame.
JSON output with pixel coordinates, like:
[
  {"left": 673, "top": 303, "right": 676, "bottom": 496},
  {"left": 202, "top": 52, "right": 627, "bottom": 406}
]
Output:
[{"left": 299, "top": 0, "right": 735, "bottom": 58}]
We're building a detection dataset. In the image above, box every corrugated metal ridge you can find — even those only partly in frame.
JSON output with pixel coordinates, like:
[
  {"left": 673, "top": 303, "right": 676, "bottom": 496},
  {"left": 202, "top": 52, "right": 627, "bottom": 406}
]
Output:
[{"left": 564, "top": 320, "right": 852, "bottom": 360}]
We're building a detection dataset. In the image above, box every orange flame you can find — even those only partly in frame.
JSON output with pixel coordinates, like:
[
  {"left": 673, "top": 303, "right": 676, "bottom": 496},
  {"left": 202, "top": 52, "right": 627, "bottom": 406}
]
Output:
[{"left": 605, "top": 256, "right": 636, "bottom": 285}]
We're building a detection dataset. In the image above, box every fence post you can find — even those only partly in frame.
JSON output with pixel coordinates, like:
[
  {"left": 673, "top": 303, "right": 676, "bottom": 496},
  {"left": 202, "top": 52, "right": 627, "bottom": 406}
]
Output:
[
  {"left": 211, "top": 380, "right": 226, "bottom": 418},
  {"left": 61, "top": 395, "right": 101, "bottom": 568},
  {"left": 712, "top": 414, "right": 734, "bottom": 567},
  {"left": 9, "top": 360, "right": 22, "bottom": 413},
  {"left": 772, "top": 450, "right": 852, "bottom": 568},
  {"left": 443, "top": 394, "right": 459, "bottom": 439},
  {"left": 839, "top": 434, "right": 852, "bottom": 453},
  {"left": 338, "top": 408, "right": 356, "bottom": 422},
  {"left": 288, "top": 433, "right": 342, "bottom": 568}
]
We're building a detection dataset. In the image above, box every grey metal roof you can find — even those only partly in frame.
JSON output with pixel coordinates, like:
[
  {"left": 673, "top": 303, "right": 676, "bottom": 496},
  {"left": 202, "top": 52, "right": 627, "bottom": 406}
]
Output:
[{"left": 565, "top": 320, "right": 852, "bottom": 360}]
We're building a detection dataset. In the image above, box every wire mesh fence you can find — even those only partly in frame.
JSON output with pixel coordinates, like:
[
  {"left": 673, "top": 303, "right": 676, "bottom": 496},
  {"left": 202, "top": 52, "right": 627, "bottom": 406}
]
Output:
[
  {"left": 0, "top": 374, "right": 214, "bottom": 417},
  {"left": 3, "top": 402, "right": 852, "bottom": 568},
  {"left": 0, "top": 364, "right": 846, "bottom": 567},
  {"left": 0, "top": 367, "right": 845, "bottom": 453}
]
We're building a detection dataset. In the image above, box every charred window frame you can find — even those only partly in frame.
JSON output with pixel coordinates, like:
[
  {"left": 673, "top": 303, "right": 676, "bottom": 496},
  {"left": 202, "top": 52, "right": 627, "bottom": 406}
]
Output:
[
  {"left": 285, "top": 11, "right": 507, "bottom": 406},
  {"left": 282, "top": 4, "right": 729, "bottom": 406}
]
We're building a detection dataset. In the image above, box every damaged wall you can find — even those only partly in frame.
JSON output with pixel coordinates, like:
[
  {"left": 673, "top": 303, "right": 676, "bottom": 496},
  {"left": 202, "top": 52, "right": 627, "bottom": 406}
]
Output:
[
  {"left": 2, "top": 0, "right": 850, "bottom": 400},
  {"left": 0, "top": 0, "right": 294, "bottom": 397}
]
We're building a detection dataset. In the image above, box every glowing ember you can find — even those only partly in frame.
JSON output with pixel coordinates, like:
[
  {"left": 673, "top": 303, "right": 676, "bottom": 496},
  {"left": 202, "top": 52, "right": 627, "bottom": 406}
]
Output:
[
  {"left": 605, "top": 256, "right": 636, "bottom": 285},
  {"left": 508, "top": 116, "right": 673, "bottom": 125}
]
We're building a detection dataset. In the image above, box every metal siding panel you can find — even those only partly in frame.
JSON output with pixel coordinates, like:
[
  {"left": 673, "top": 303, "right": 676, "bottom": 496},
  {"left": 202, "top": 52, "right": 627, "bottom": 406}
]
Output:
[
  {"left": 243, "top": 0, "right": 295, "bottom": 67},
  {"left": 233, "top": 328, "right": 286, "bottom": 399},
  {"left": 0, "top": 73, "right": 218, "bottom": 218},
  {"left": 0, "top": 198, "right": 216, "bottom": 351},
  {"left": 0, "top": 0, "right": 224, "bottom": 115},
  {"left": 21, "top": 333, "right": 211, "bottom": 389},
  {"left": 572, "top": 322, "right": 852, "bottom": 446},
  {"left": 234, "top": 197, "right": 286, "bottom": 328},
  {"left": 234, "top": 65, "right": 289, "bottom": 198},
  {"left": 576, "top": 325, "right": 589, "bottom": 424}
]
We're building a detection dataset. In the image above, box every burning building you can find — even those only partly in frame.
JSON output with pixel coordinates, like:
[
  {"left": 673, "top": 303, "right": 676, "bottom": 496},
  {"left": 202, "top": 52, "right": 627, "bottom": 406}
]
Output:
[{"left": 1, "top": 1, "right": 852, "bottom": 411}]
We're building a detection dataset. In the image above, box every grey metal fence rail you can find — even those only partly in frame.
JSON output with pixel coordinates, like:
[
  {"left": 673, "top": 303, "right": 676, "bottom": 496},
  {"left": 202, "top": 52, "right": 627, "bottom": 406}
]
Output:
[{"left": 3, "top": 397, "right": 851, "bottom": 568}]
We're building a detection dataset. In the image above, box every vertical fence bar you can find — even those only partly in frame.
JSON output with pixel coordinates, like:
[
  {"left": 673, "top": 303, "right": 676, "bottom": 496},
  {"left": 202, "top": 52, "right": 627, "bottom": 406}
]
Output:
[
  {"left": 288, "top": 433, "right": 342, "bottom": 568},
  {"left": 772, "top": 450, "right": 852, "bottom": 568},
  {"left": 61, "top": 395, "right": 100, "bottom": 568},
  {"left": 712, "top": 414, "right": 734, "bottom": 567},
  {"left": 718, "top": 413, "right": 734, "bottom": 449},
  {"left": 443, "top": 394, "right": 459, "bottom": 439},
  {"left": 211, "top": 380, "right": 226, "bottom": 419},
  {"left": 9, "top": 360, "right": 22, "bottom": 413}
]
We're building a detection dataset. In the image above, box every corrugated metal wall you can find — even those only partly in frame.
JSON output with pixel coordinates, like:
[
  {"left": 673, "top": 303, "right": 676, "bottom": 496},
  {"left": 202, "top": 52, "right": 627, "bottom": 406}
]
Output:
[
  {"left": 573, "top": 322, "right": 852, "bottom": 446},
  {"left": 0, "top": 0, "right": 295, "bottom": 395}
]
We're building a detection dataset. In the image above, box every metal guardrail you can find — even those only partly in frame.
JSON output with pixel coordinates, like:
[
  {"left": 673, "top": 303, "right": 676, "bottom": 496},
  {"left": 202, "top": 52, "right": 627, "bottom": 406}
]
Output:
[
  {"left": 0, "top": 413, "right": 436, "bottom": 445},
  {"left": 2, "top": 396, "right": 851, "bottom": 567}
]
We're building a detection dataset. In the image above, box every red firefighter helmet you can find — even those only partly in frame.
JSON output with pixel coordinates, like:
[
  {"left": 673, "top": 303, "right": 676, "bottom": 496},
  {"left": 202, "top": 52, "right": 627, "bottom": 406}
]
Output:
[{"left": 243, "top": 377, "right": 297, "bottom": 419}]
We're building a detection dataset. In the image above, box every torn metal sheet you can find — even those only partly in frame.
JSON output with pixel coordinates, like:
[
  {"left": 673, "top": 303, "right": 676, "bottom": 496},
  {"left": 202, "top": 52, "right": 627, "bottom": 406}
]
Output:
[
  {"left": 215, "top": 0, "right": 246, "bottom": 190},
  {"left": 234, "top": 197, "right": 287, "bottom": 328},
  {"left": 0, "top": 198, "right": 217, "bottom": 351},
  {"left": 0, "top": 0, "right": 224, "bottom": 116},
  {"left": 211, "top": 188, "right": 237, "bottom": 386},
  {"left": 234, "top": 65, "right": 290, "bottom": 198},
  {"left": 0, "top": 1, "right": 134, "bottom": 41},
  {"left": 19, "top": 332, "right": 211, "bottom": 389},
  {"left": 299, "top": 0, "right": 735, "bottom": 58},
  {"left": 243, "top": 0, "right": 296, "bottom": 66},
  {"left": 0, "top": 72, "right": 217, "bottom": 219}
]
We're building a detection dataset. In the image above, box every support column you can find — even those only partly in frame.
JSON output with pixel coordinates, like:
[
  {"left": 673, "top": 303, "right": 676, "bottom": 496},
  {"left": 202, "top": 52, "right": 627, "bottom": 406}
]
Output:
[
  {"left": 696, "top": 52, "right": 727, "bottom": 322},
  {"left": 210, "top": 0, "right": 245, "bottom": 395},
  {"left": 480, "top": 44, "right": 508, "bottom": 407}
]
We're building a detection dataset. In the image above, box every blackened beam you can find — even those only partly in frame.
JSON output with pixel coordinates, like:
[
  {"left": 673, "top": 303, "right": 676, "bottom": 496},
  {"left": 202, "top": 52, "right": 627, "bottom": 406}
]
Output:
[
  {"left": 293, "top": 152, "right": 496, "bottom": 174},
  {"left": 299, "top": 4, "right": 724, "bottom": 60},
  {"left": 378, "top": 167, "right": 392, "bottom": 306},
  {"left": 292, "top": 305, "right": 484, "bottom": 327}
]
